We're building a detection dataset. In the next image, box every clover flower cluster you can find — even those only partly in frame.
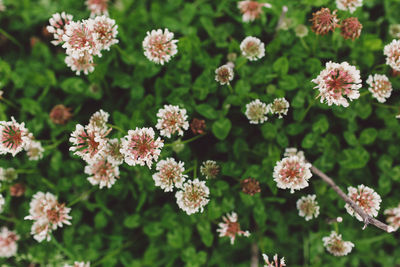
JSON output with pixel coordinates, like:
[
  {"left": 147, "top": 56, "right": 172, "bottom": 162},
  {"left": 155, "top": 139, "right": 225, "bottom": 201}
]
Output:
[
  {"left": 345, "top": 184, "right": 381, "bottom": 221},
  {"left": 217, "top": 212, "right": 250, "bottom": 245},
  {"left": 384, "top": 203, "right": 400, "bottom": 232},
  {"left": 322, "top": 231, "right": 354, "bottom": 256},
  {"left": 24, "top": 192, "right": 72, "bottom": 242},
  {"left": 336, "top": 0, "right": 363, "bottom": 13},
  {"left": 143, "top": 29, "right": 178, "bottom": 65},
  {"left": 384, "top": 39, "right": 400, "bottom": 72},
  {"left": 86, "top": 0, "right": 109, "bottom": 17},
  {"left": 240, "top": 36, "right": 265, "bottom": 61},
  {"left": 47, "top": 12, "right": 118, "bottom": 75},
  {"left": 155, "top": 105, "right": 189, "bottom": 138},
  {"left": 0, "top": 227, "right": 19, "bottom": 258},
  {"left": 237, "top": 1, "right": 271, "bottom": 22},
  {"left": 64, "top": 262, "right": 91, "bottom": 267},
  {"left": 0, "top": 117, "right": 43, "bottom": 160},
  {"left": 296, "top": 194, "right": 320, "bottom": 221},
  {"left": 263, "top": 254, "right": 286, "bottom": 267},
  {"left": 366, "top": 74, "right": 393, "bottom": 103},
  {"left": 245, "top": 98, "right": 290, "bottom": 124}
]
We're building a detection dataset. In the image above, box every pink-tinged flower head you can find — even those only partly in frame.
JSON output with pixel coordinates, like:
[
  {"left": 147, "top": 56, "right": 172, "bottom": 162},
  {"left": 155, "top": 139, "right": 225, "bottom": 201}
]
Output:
[
  {"left": 45, "top": 202, "right": 72, "bottom": 229},
  {"left": 175, "top": 179, "right": 210, "bottom": 215},
  {"left": 384, "top": 39, "right": 400, "bottom": 72},
  {"left": 155, "top": 105, "right": 189, "bottom": 138},
  {"left": 341, "top": 17, "right": 362, "bottom": 40},
  {"left": 336, "top": 0, "right": 362, "bottom": 13},
  {"left": 215, "top": 64, "right": 234, "bottom": 85},
  {"left": 84, "top": 158, "right": 120, "bottom": 189},
  {"left": 296, "top": 194, "right": 320, "bottom": 221},
  {"left": 245, "top": 99, "right": 268, "bottom": 124},
  {"left": 267, "top": 98, "right": 289, "bottom": 118},
  {"left": 190, "top": 118, "right": 206, "bottom": 135},
  {"left": 62, "top": 20, "right": 100, "bottom": 59},
  {"left": 69, "top": 124, "right": 107, "bottom": 163},
  {"left": 65, "top": 53, "right": 95, "bottom": 76},
  {"left": 0, "top": 194, "right": 4, "bottom": 213},
  {"left": 322, "top": 231, "right": 354, "bottom": 256},
  {"left": 273, "top": 155, "right": 312, "bottom": 193},
  {"left": 262, "top": 254, "right": 286, "bottom": 267},
  {"left": 88, "top": 109, "right": 110, "bottom": 134},
  {"left": 86, "top": 0, "right": 109, "bottom": 17},
  {"left": 345, "top": 185, "right": 381, "bottom": 221},
  {"left": 237, "top": 1, "right": 271, "bottom": 22},
  {"left": 153, "top": 157, "right": 187, "bottom": 192},
  {"left": 240, "top": 36, "right": 265, "bottom": 61},
  {"left": 47, "top": 12, "right": 73, "bottom": 46},
  {"left": 30, "top": 219, "right": 51, "bottom": 242},
  {"left": 64, "top": 262, "right": 91, "bottom": 267},
  {"left": 0, "top": 227, "right": 19, "bottom": 258},
  {"left": 0, "top": 0, "right": 5, "bottom": 12},
  {"left": 241, "top": 177, "right": 261, "bottom": 196},
  {"left": 200, "top": 160, "right": 220, "bottom": 179},
  {"left": 217, "top": 212, "right": 250, "bottom": 245},
  {"left": 92, "top": 16, "right": 118, "bottom": 51},
  {"left": 104, "top": 138, "right": 124, "bottom": 165},
  {"left": 143, "top": 29, "right": 178, "bottom": 65},
  {"left": 310, "top": 8, "right": 339, "bottom": 35},
  {"left": 9, "top": 183, "right": 26, "bottom": 197},
  {"left": 312, "top": 61, "right": 362, "bottom": 107},
  {"left": 50, "top": 104, "right": 73, "bottom": 125},
  {"left": 366, "top": 74, "right": 393, "bottom": 103},
  {"left": 0, "top": 117, "right": 30, "bottom": 157},
  {"left": 25, "top": 192, "right": 57, "bottom": 221},
  {"left": 25, "top": 140, "right": 44, "bottom": 161},
  {"left": 384, "top": 203, "right": 400, "bottom": 232},
  {"left": 120, "top": 127, "right": 164, "bottom": 168}
]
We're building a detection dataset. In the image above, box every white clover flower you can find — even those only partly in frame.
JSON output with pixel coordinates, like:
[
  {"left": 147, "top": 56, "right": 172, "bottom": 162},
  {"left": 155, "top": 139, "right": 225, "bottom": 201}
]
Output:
[
  {"left": 245, "top": 99, "right": 268, "bottom": 124},
  {"left": 217, "top": 212, "right": 250, "bottom": 245},
  {"left": 295, "top": 24, "right": 309, "bottom": 38},
  {"left": 237, "top": 1, "right": 271, "bottom": 23},
  {"left": 366, "top": 74, "right": 393, "bottom": 103},
  {"left": 91, "top": 15, "right": 119, "bottom": 51},
  {"left": 104, "top": 138, "right": 124, "bottom": 166},
  {"left": 86, "top": 0, "right": 109, "bottom": 17},
  {"left": 0, "top": 227, "right": 19, "bottom": 258},
  {"left": 384, "top": 40, "right": 400, "bottom": 72},
  {"left": 85, "top": 158, "right": 120, "bottom": 189},
  {"left": 25, "top": 140, "right": 44, "bottom": 161},
  {"left": 175, "top": 179, "right": 210, "bottom": 215},
  {"left": 389, "top": 24, "right": 400, "bottom": 38},
  {"left": 262, "top": 253, "right": 286, "bottom": 267},
  {"left": 64, "top": 262, "right": 91, "bottom": 267},
  {"left": 143, "top": 29, "right": 178, "bottom": 65},
  {"left": 65, "top": 53, "right": 95, "bottom": 75},
  {"left": 215, "top": 64, "right": 234, "bottom": 85},
  {"left": 30, "top": 219, "right": 51, "bottom": 243},
  {"left": 345, "top": 185, "right": 381, "bottom": 221},
  {"left": 0, "top": 117, "right": 31, "bottom": 157},
  {"left": 120, "top": 127, "right": 164, "bottom": 168},
  {"left": 283, "top": 147, "right": 305, "bottom": 161},
  {"left": 296, "top": 194, "right": 320, "bottom": 221},
  {"left": 47, "top": 12, "right": 74, "bottom": 46},
  {"left": 267, "top": 98, "right": 289, "bottom": 118},
  {"left": 322, "top": 231, "right": 354, "bottom": 256},
  {"left": 0, "top": 194, "right": 4, "bottom": 214},
  {"left": 152, "top": 158, "right": 187, "bottom": 192},
  {"left": 312, "top": 61, "right": 362, "bottom": 107},
  {"left": 155, "top": 105, "right": 189, "bottom": 138},
  {"left": 384, "top": 203, "right": 400, "bottom": 232},
  {"left": 200, "top": 160, "right": 220, "bottom": 179},
  {"left": 336, "top": 0, "right": 362, "bottom": 13},
  {"left": 0, "top": 167, "right": 18, "bottom": 182},
  {"left": 240, "top": 36, "right": 265, "bottom": 61},
  {"left": 273, "top": 155, "right": 312, "bottom": 193},
  {"left": 88, "top": 109, "right": 110, "bottom": 134}
]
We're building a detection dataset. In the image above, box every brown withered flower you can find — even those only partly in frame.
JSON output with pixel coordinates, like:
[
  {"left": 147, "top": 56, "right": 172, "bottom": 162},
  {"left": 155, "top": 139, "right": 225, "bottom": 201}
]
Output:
[
  {"left": 241, "top": 178, "right": 261, "bottom": 196},
  {"left": 341, "top": 17, "right": 362, "bottom": 40},
  {"left": 49, "top": 104, "right": 72, "bottom": 125},
  {"left": 190, "top": 118, "right": 206, "bottom": 135},
  {"left": 10, "top": 183, "right": 26, "bottom": 197},
  {"left": 310, "top": 8, "right": 339, "bottom": 35}
]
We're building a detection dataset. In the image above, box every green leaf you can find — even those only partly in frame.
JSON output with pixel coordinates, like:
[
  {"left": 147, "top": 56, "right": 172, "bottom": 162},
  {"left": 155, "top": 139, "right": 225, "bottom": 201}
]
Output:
[
  {"left": 195, "top": 104, "right": 218, "bottom": 119},
  {"left": 212, "top": 118, "right": 232, "bottom": 140},
  {"left": 278, "top": 75, "right": 298, "bottom": 91},
  {"left": 123, "top": 214, "right": 141, "bottom": 229},
  {"left": 261, "top": 122, "right": 277, "bottom": 140},
  {"left": 196, "top": 222, "right": 213, "bottom": 247},
  {"left": 94, "top": 212, "right": 108, "bottom": 229},
  {"left": 359, "top": 128, "right": 378, "bottom": 145},
  {"left": 312, "top": 116, "right": 329, "bottom": 133},
  {"left": 273, "top": 56, "right": 289, "bottom": 76},
  {"left": 338, "top": 147, "right": 370, "bottom": 169}
]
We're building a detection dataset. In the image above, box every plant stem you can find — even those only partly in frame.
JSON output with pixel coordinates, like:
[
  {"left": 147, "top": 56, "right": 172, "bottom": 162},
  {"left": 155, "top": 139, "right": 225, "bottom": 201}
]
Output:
[
  {"left": 43, "top": 138, "right": 66, "bottom": 150},
  {"left": 372, "top": 102, "right": 399, "bottom": 110},
  {"left": 227, "top": 83, "right": 234, "bottom": 94},
  {"left": 300, "top": 38, "right": 310, "bottom": 52},
  {"left": 92, "top": 241, "right": 133, "bottom": 267},
  {"left": 164, "top": 134, "right": 206, "bottom": 147},
  {"left": 193, "top": 159, "right": 198, "bottom": 179},
  {"left": 0, "top": 98, "right": 19, "bottom": 109},
  {"left": 106, "top": 123, "right": 127, "bottom": 134},
  {"left": 299, "top": 99, "right": 315, "bottom": 122},
  {"left": 0, "top": 214, "right": 18, "bottom": 223},
  {"left": 51, "top": 234, "right": 75, "bottom": 259},
  {"left": 183, "top": 166, "right": 194, "bottom": 175},
  {"left": 0, "top": 28, "right": 22, "bottom": 48},
  {"left": 68, "top": 187, "right": 97, "bottom": 207},
  {"left": 250, "top": 242, "right": 259, "bottom": 267}
]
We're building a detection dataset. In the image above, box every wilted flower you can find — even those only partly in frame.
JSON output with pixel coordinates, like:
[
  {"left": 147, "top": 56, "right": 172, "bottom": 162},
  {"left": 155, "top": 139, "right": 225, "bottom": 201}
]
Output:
[
  {"left": 65, "top": 53, "right": 95, "bottom": 75},
  {"left": 47, "top": 12, "right": 73, "bottom": 46},
  {"left": 245, "top": 99, "right": 268, "bottom": 124},
  {"left": 240, "top": 36, "right": 265, "bottom": 61},
  {"left": 156, "top": 105, "right": 189, "bottom": 138},
  {"left": 85, "top": 158, "right": 119, "bottom": 189},
  {"left": 263, "top": 254, "right": 286, "bottom": 267},
  {"left": 267, "top": 98, "right": 289, "bottom": 118},
  {"left": 190, "top": 118, "right": 206, "bottom": 135},
  {"left": 241, "top": 178, "right": 261, "bottom": 196},
  {"left": 310, "top": 8, "right": 339, "bottom": 35},
  {"left": 92, "top": 15, "right": 119, "bottom": 51},
  {"left": 283, "top": 147, "right": 305, "bottom": 161},
  {"left": 296, "top": 194, "right": 320, "bottom": 221},
  {"left": 341, "top": 17, "right": 362, "bottom": 40},
  {"left": 0, "top": 117, "right": 30, "bottom": 157},
  {"left": 384, "top": 203, "right": 400, "bottom": 231},
  {"left": 237, "top": 1, "right": 271, "bottom": 22},
  {"left": 215, "top": 64, "right": 234, "bottom": 85},
  {"left": 25, "top": 140, "right": 44, "bottom": 161},
  {"left": 295, "top": 24, "right": 309, "bottom": 38},
  {"left": 227, "top": 53, "right": 237, "bottom": 62},
  {"left": 217, "top": 212, "right": 250, "bottom": 244},
  {"left": 322, "top": 231, "right": 354, "bottom": 256},
  {"left": 336, "top": 0, "right": 362, "bottom": 13},
  {"left": 10, "top": 183, "right": 26, "bottom": 197},
  {"left": 0, "top": 227, "right": 19, "bottom": 258},
  {"left": 175, "top": 179, "right": 210, "bottom": 215},
  {"left": 171, "top": 139, "right": 185, "bottom": 154},
  {"left": 200, "top": 160, "right": 220, "bottom": 179},
  {"left": 50, "top": 104, "right": 73, "bottom": 125},
  {"left": 143, "top": 29, "right": 178, "bottom": 65},
  {"left": 0, "top": 167, "right": 17, "bottom": 182},
  {"left": 384, "top": 39, "right": 400, "bottom": 72},
  {"left": 366, "top": 74, "right": 393, "bottom": 103},
  {"left": 120, "top": 127, "right": 163, "bottom": 168},
  {"left": 345, "top": 185, "right": 381, "bottom": 221},
  {"left": 312, "top": 61, "right": 362, "bottom": 107},
  {"left": 0, "top": 194, "right": 4, "bottom": 213},
  {"left": 152, "top": 158, "right": 187, "bottom": 192},
  {"left": 86, "top": 0, "right": 109, "bottom": 17},
  {"left": 88, "top": 109, "right": 109, "bottom": 134},
  {"left": 389, "top": 24, "right": 400, "bottom": 38},
  {"left": 273, "top": 155, "right": 312, "bottom": 193}
]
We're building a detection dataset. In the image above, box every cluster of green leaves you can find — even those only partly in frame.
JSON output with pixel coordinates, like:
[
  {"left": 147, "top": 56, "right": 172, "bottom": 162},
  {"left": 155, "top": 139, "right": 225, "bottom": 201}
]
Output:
[{"left": 1, "top": 0, "right": 400, "bottom": 266}]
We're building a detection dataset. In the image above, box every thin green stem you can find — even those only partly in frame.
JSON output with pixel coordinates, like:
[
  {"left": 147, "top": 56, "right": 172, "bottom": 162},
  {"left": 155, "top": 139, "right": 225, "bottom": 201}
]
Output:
[
  {"left": 43, "top": 138, "right": 66, "bottom": 150},
  {"left": 299, "top": 99, "right": 316, "bottom": 122},
  {"left": 359, "top": 90, "right": 370, "bottom": 97},
  {"left": 0, "top": 98, "right": 19, "bottom": 109},
  {"left": 227, "top": 83, "right": 234, "bottom": 94},
  {"left": 51, "top": 234, "right": 75, "bottom": 259},
  {"left": 0, "top": 28, "right": 22, "bottom": 49},
  {"left": 372, "top": 102, "right": 399, "bottom": 110},
  {"left": 0, "top": 214, "right": 18, "bottom": 223},
  {"left": 107, "top": 123, "right": 127, "bottom": 134},
  {"left": 183, "top": 166, "right": 194, "bottom": 175},
  {"left": 300, "top": 38, "right": 310, "bottom": 52},
  {"left": 235, "top": 57, "right": 247, "bottom": 69},
  {"left": 334, "top": 222, "right": 339, "bottom": 233},
  {"left": 15, "top": 169, "right": 37, "bottom": 174},
  {"left": 68, "top": 187, "right": 97, "bottom": 207},
  {"left": 303, "top": 231, "right": 310, "bottom": 267},
  {"left": 164, "top": 134, "right": 205, "bottom": 147},
  {"left": 92, "top": 241, "right": 133, "bottom": 267},
  {"left": 193, "top": 159, "right": 198, "bottom": 179}
]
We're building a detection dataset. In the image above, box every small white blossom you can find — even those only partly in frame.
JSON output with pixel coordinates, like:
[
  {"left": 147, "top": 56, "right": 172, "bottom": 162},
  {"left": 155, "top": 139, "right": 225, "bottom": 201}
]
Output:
[
  {"left": 262, "top": 254, "right": 286, "bottom": 267},
  {"left": 153, "top": 158, "right": 187, "bottom": 192},
  {"left": 143, "top": 29, "right": 178, "bottom": 65},
  {"left": 0, "top": 227, "right": 19, "bottom": 258},
  {"left": 85, "top": 158, "right": 120, "bottom": 189},
  {"left": 217, "top": 212, "right": 250, "bottom": 245},
  {"left": 25, "top": 140, "right": 44, "bottom": 161},
  {"left": 366, "top": 74, "right": 393, "bottom": 103},
  {"left": 240, "top": 36, "right": 265, "bottom": 61},
  {"left": 267, "top": 98, "right": 289, "bottom": 118},
  {"left": 296, "top": 194, "right": 320, "bottom": 221},
  {"left": 336, "top": 0, "right": 362, "bottom": 13},
  {"left": 175, "top": 179, "right": 209, "bottom": 215},
  {"left": 384, "top": 39, "right": 400, "bottom": 71},
  {"left": 245, "top": 99, "right": 268, "bottom": 124},
  {"left": 345, "top": 185, "right": 381, "bottom": 221},
  {"left": 156, "top": 105, "right": 189, "bottom": 138},
  {"left": 0, "top": 194, "right": 4, "bottom": 214},
  {"left": 47, "top": 12, "right": 74, "bottom": 46},
  {"left": 0, "top": 117, "right": 31, "bottom": 157},
  {"left": 323, "top": 231, "right": 354, "bottom": 256},
  {"left": 215, "top": 64, "right": 234, "bottom": 85}
]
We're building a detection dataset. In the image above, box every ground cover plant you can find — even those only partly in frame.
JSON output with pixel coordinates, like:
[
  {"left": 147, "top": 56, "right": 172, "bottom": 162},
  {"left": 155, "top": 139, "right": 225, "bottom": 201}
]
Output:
[{"left": 1, "top": 0, "right": 400, "bottom": 266}]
